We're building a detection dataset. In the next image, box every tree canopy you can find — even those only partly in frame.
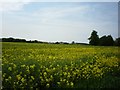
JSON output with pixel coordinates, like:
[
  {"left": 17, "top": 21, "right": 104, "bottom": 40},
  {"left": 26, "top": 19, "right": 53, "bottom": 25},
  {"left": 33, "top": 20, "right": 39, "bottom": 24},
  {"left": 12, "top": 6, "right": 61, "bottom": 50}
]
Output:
[
  {"left": 88, "top": 30, "right": 118, "bottom": 46},
  {"left": 99, "top": 35, "right": 114, "bottom": 46},
  {"left": 88, "top": 30, "right": 99, "bottom": 45},
  {"left": 114, "top": 37, "right": 120, "bottom": 46}
]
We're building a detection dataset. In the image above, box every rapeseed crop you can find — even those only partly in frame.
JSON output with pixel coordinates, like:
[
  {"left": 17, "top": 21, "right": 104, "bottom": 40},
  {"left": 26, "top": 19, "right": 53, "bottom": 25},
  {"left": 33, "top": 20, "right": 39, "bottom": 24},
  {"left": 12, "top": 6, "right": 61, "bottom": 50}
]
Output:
[{"left": 2, "top": 42, "right": 120, "bottom": 89}]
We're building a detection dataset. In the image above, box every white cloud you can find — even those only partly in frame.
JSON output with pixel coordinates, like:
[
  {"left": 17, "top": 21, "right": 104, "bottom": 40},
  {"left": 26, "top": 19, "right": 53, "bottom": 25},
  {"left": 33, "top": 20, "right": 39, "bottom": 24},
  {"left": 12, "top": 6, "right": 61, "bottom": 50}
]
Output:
[
  {"left": 0, "top": 0, "right": 119, "bottom": 12},
  {"left": 0, "top": 2, "right": 25, "bottom": 12},
  {"left": 0, "top": 0, "right": 36, "bottom": 12},
  {"left": 5, "top": 5, "right": 89, "bottom": 25},
  {"left": 31, "top": 5, "right": 89, "bottom": 24}
]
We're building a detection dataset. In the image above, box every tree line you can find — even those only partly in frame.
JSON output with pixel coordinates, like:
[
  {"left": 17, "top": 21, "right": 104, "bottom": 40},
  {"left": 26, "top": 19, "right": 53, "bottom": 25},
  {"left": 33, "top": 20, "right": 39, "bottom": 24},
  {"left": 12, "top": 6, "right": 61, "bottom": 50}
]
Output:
[
  {"left": 0, "top": 37, "right": 70, "bottom": 44},
  {"left": 0, "top": 37, "right": 87, "bottom": 45},
  {"left": 0, "top": 37, "right": 45, "bottom": 43},
  {"left": 88, "top": 30, "right": 120, "bottom": 46},
  {"left": 0, "top": 30, "right": 120, "bottom": 46}
]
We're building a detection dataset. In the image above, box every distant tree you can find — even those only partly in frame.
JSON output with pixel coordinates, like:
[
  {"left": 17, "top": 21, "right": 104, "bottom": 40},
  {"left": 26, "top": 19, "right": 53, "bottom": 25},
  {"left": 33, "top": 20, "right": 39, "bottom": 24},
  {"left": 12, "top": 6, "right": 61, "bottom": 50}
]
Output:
[
  {"left": 99, "top": 35, "right": 114, "bottom": 46},
  {"left": 32, "top": 40, "right": 38, "bottom": 43},
  {"left": 2, "top": 37, "right": 26, "bottom": 42},
  {"left": 99, "top": 35, "right": 107, "bottom": 46},
  {"left": 63, "top": 42, "right": 69, "bottom": 44},
  {"left": 107, "top": 35, "right": 114, "bottom": 46},
  {"left": 72, "top": 41, "right": 75, "bottom": 44},
  {"left": 115, "top": 37, "right": 120, "bottom": 46},
  {"left": 55, "top": 42, "right": 60, "bottom": 44},
  {"left": 8, "top": 37, "right": 14, "bottom": 42},
  {"left": 88, "top": 30, "right": 99, "bottom": 45}
]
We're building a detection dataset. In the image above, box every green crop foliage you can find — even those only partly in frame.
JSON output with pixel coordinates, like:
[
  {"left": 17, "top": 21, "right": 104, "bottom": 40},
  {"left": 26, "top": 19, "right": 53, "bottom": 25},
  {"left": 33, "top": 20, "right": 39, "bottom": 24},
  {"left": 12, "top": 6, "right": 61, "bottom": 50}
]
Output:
[{"left": 2, "top": 42, "right": 120, "bottom": 89}]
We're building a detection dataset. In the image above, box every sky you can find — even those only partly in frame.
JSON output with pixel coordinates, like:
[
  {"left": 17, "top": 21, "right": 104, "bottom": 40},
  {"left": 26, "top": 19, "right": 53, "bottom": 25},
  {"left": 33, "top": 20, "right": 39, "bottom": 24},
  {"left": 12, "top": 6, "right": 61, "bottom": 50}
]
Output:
[{"left": 0, "top": 1, "right": 119, "bottom": 43}]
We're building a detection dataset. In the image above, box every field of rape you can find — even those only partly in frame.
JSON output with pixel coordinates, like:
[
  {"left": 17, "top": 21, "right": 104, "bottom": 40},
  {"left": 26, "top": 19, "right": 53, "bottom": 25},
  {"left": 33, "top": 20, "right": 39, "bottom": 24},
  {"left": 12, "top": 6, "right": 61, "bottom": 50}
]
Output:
[{"left": 2, "top": 42, "right": 120, "bottom": 89}]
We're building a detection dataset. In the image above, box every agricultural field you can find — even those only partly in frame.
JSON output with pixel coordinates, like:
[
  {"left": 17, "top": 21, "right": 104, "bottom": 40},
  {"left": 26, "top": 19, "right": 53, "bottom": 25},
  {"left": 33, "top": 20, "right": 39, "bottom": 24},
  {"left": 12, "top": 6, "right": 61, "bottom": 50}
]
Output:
[{"left": 2, "top": 42, "right": 120, "bottom": 89}]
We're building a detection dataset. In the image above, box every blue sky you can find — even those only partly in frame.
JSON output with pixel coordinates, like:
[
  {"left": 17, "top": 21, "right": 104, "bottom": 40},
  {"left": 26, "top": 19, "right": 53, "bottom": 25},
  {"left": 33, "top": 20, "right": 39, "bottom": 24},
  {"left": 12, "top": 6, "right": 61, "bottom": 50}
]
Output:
[{"left": 1, "top": 2, "right": 118, "bottom": 43}]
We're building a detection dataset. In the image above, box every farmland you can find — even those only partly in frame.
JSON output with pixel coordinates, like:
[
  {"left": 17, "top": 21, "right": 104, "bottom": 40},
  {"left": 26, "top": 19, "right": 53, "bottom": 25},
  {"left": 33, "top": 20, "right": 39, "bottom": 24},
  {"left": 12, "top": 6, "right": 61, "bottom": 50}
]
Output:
[{"left": 2, "top": 42, "right": 120, "bottom": 89}]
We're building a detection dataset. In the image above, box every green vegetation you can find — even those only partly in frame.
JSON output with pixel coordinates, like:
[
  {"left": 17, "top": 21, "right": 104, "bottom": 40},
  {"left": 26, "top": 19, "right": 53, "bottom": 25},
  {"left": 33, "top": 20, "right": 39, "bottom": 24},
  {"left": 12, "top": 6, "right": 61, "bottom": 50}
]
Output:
[
  {"left": 2, "top": 42, "right": 120, "bottom": 89},
  {"left": 88, "top": 30, "right": 117, "bottom": 46},
  {"left": 1, "top": 33, "right": 120, "bottom": 46}
]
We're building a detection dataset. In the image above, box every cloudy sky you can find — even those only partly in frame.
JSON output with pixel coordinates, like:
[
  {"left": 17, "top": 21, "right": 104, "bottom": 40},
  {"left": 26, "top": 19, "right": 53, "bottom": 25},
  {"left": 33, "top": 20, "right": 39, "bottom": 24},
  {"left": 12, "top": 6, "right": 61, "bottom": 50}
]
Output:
[{"left": 1, "top": 1, "right": 119, "bottom": 43}]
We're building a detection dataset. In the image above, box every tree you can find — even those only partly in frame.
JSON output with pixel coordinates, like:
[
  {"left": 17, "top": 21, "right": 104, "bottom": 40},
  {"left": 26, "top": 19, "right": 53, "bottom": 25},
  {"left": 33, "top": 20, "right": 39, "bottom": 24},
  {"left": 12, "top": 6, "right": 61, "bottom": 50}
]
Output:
[
  {"left": 99, "top": 35, "right": 107, "bottom": 46},
  {"left": 106, "top": 35, "right": 114, "bottom": 46},
  {"left": 115, "top": 37, "right": 120, "bottom": 46},
  {"left": 88, "top": 30, "right": 99, "bottom": 45},
  {"left": 99, "top": 35, "right": 114, "bottom": 46},
  {"left": 71, "top": 41, "right": 75, "bottom": 44}
]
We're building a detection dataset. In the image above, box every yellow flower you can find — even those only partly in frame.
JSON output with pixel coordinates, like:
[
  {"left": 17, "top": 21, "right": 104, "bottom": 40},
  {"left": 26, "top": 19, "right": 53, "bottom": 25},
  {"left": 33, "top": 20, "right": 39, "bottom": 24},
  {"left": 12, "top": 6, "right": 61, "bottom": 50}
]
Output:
[
  {"left": 63, "top": 79, "right": 66, "bottom": 82},
  {"left": 46, "top": 83, "right": 50, "bottom": 88},
  {"left": 40, "top": 76, "right": 42, "bottom": 79},
  {"left": 64, "top": 72, "right": 67, "bottom": 76},
  {"left": 70, "top": 82, "right": 74, "bottom": 87},
  {"left": 31, "top": 76, "right": 35, "bottom": 80},
  {"left": 57, "top": 64, "right": 59, "bottom": 67},
  {"left": 67, "top": 74, "right": 71, "bottom": 78},
  {"left": 5, "top": 79, "right": 8, "bottom": 82},
  {"left": 30, "top": 64, "right": 35, "bottom": 69},
  {"left": 21, "top": 78, "right": 25, "bottom": 83},
  {"left": 26, "top": 66, "right": 29, "bottom": 70},
  {"left": 21, "top": 64, "right": 25, "bottom": 68},
  {"left": 3, "top": 73, "right": 6, "bottom": 78},
  {"left": 67, "top": 82, "right": 69, "bottom": 86},
  {"left": 60, "top": 78, "right": 62, "bottom": 82},
  {"left": 50, "top": 75, "right": 53, "bottom": 79},
  {"left": 53, "top": 67, "right": 55, "bottom": 70},
  {"left": 8, "top": 76, "right": 12, "bottom": 80},
  {"left": 16, "top": 75, "right": 21, "bottom": 80},
  {"left": 44, "top": 72, "right": 47, "bottom": 76},
  {"left": 46, "top": 68, "right": 49, "bottom": 72},
  {"left": 13, "top": 64, "right": 16, "bottom": 69},
  {"left": 8, "top": 67, "right": 12, "bottom": 71},
  {"left": 57, "top": 82, "right": 60, "bottom": 85}
]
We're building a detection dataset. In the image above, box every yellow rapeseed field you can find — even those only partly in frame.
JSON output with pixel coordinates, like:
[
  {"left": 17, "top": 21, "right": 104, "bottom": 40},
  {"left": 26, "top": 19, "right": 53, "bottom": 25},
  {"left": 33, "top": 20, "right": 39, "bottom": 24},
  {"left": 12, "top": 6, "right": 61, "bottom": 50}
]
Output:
[{"left": 2, "top": 42, "right": 120, "bottom": 89}]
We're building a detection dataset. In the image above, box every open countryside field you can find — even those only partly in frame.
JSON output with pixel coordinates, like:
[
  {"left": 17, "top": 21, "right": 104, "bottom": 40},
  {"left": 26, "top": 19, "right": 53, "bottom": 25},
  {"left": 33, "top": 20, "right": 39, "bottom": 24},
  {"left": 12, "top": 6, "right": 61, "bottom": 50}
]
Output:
[{"left": 2, "top": 42, "right": 120, "bottom": 89}]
